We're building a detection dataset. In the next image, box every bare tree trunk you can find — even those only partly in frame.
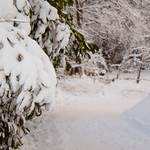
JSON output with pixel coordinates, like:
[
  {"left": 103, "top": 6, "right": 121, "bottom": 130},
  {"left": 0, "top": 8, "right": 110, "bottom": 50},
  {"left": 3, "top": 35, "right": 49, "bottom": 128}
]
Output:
[
  {"left": 75, "top": 0, "right": 87, "bottom": 28},
  {"left": 75, "top": 0, "right": 81, "bottom": 28},
  {"left": 136, "top": 63, "right": 143, "bottom": 83}
]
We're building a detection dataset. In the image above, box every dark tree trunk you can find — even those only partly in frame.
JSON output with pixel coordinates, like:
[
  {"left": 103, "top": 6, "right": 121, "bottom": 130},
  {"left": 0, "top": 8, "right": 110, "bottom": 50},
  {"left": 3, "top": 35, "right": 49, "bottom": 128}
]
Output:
[
  {"left": 136, "top": 63, "right": 143, "bottom": 83},
  {"left": 75, "top": 0, "right": 81, "bottom": 28},
  {"left": 75, "top": 0, "right": 87, "bottom": 28}
]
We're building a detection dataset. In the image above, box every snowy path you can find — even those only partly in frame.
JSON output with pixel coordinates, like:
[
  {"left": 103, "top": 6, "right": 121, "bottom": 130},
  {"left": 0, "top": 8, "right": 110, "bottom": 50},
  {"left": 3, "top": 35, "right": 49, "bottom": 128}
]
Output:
[{"left": 20, "top": 77, "right": 150, "bottom": 150}]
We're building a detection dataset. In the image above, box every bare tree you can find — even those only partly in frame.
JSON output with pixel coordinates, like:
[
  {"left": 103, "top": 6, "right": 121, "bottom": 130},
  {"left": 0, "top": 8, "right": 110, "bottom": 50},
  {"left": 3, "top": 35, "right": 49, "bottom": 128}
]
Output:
[{"left": 74, "top": 0, "right": 87, "bottom": 28}]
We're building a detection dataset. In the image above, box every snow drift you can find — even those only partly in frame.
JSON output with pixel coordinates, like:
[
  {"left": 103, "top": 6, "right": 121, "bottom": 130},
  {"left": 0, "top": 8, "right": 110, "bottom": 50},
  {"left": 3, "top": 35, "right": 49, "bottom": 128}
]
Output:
[{"left": 121, "top": 95, "right": 150, "bottom": 132}]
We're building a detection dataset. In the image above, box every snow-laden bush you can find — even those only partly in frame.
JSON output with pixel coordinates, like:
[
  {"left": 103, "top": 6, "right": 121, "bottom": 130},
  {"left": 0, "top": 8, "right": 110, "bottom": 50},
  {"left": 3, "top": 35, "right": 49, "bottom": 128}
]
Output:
[
  {"left": 0, "top": 20, "right": 57, "bottom": 149},
  {"left": 0, "top": 0, "right": 64, "bottom": 149},
  {"left": 0, "top": 21, "right": 57, "bottom": 111},
  {"left": 36, "top": 0, "right": 100, "bottom": 70},
  {"left": 84, "top": 51, "right": 108, "bottom": 76},
  {"left": 29, "top": 0, "right": 70, "bottom": 68},
  {"left": 67, "top": 50, "right": 107, "bottom": 77},
  {"left": 28, "top": 0, "right": 101, "bottom": 74}
]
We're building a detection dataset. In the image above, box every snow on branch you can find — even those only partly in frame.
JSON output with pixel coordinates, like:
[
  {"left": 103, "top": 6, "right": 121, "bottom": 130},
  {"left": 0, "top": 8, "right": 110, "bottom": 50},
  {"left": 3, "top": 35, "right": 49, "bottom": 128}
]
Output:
[
  {"left": 29, "top": 0, "right": 70, "bottom": 63},
  {"left": 0, "top": 19, "right": 30, "bottom": 23},
  {"left": 0, "top": 21, "right": 57, "bottom": 115}
]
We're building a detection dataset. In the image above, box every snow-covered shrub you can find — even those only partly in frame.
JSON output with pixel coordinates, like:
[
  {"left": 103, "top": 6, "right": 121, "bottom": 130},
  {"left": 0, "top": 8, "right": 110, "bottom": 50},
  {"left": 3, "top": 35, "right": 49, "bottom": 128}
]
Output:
[
  {"left": 0, "top": 20, "right": 57, "bottom": 149},
  {"left": 0, "top": 0, "right": 58, "bottom": 149},
  {"left": 66, "top": 50, "right": 107, "bottom": 77},
  {"left": 28, "top": 0, "right": 101, "bottom": 74},
  {"left": 47, "top": 0, "right": 100, "bottom": 71},
  {"left": 82, "top": 51, "right": 107, "bottom": 76},
  {"left": 29, "top": 0, "right": 70, "bottom": 68}
]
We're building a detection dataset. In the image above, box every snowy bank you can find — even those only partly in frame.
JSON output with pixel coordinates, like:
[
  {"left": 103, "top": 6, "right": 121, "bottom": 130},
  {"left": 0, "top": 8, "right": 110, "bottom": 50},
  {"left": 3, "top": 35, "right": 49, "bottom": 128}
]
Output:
[{"left": 121, "top": 95, "right": 150, "bottom": 133}]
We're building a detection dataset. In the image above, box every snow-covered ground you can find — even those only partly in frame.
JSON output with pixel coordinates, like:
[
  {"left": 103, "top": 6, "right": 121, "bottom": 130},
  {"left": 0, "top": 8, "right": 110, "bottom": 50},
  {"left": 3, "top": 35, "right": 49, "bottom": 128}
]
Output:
[{"left": 20, "top": 72, "right": 150, "bottom": 150}]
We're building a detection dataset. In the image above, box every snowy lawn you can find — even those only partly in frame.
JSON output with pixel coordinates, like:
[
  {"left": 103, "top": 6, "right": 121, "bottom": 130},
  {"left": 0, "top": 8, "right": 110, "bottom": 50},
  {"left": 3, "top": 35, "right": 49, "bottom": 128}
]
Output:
[{"left": 20, "top": 73, "right": 150, "bottom": 150}]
